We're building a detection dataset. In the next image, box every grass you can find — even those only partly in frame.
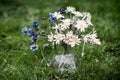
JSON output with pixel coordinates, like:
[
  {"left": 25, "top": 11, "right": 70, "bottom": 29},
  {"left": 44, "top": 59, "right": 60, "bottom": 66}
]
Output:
[{"left": 0, "top": 0, "right": 120, "bottom": 80}]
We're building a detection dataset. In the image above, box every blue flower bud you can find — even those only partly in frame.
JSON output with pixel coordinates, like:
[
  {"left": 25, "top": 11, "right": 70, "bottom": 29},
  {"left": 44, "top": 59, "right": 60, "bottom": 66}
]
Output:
[
  {"left": 30, "top": 45, "right": 38, "bottom": 52},
  {"left": 49, "top": 13, "right": 57, "bottom": 23},
  {"left": 49, "top": 13, "right": 54, "bottom": 17},
  {"left": 32, "top": 21, "right": 39, "bottom": 27},
  {"left": 27, "top": 28, "right": 33, "bottom": 36},
  {"left": 21, "top": 27, "right": 28, "bottom": 35},
  {"left": 59, "top": 8, "right": 66, "bottom": 14},
  {"left": 31, "top": 33, "right": 38, "bottom": 42},
  {"left": 49, "top": 17, "right": 56, "bottom": 23}
]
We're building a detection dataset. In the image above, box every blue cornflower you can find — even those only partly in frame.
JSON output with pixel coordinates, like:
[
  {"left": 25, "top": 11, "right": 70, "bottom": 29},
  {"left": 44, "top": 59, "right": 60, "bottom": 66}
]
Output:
[
  {"left": 30, "top": 45, "right": 38, "bottom": 52},
  {"left": 49, "top": 13, "right": 56, "bottom": 23},
  {"left": 31, "top": 33, "right": 38, "bottom": 42},
  {"left": 32, "top": 21, "right": 39, "bottom": 27},
  {"left": 49, "top": 17, "right": 56, "bottom": 23},
  {"left": 49, "top": 13, "right": 54, "bottom": 17},
  {"left": 59, "top": 8, "right": 66, "bottom": 14},
  {"left": 21, "top": 27, "right": 28, "bottom": 35},
  {"left": 27, "top": 28, "right": 33, "bottom": 36}
]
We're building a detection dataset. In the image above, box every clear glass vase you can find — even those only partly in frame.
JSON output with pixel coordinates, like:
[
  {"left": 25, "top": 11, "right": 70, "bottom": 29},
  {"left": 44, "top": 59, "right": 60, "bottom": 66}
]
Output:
[{"left": 51, "top": 43, "right": 76, "bottom": 72}]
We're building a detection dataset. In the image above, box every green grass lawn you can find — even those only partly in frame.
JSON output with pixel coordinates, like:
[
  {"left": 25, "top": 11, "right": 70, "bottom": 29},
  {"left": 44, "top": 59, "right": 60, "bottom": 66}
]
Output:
[{"left": 0, "top": 0, "right": 120, "bottom": 80}]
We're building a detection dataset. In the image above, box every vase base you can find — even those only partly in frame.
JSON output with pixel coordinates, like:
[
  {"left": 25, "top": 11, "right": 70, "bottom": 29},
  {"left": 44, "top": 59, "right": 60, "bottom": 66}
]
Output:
[{"left": 52, "top": 54, "right": 76, "bottom": 72}]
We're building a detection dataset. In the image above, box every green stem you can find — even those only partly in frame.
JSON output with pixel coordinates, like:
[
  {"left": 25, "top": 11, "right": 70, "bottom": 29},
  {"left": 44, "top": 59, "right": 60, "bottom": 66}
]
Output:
[
  {"left": 70, "top": 12, "right": 72, "bottom": 19},
  {"left": 62, "top": 43, "right": 70, "bottom": 54},
  {"left": 82, "top": 41, "right": 85, "bottom": 56},
  {"left": 40, "top": 47, "right": 46, "bottom": 62}
]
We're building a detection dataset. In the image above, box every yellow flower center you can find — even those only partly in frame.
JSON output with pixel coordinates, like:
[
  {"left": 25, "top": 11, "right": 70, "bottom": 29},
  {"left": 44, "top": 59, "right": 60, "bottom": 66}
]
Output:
[
  {"left": 72, "top": 37, "right": 77, "bottom": 43},
  {"left": 79, "top": 23, "right": 83, "bottom": 28},
  {"left": 56, "top": 35, "right": 62, "bottom": 40},
  {"left": 63, "top": 22, "right": 69, "bottom": 27}
]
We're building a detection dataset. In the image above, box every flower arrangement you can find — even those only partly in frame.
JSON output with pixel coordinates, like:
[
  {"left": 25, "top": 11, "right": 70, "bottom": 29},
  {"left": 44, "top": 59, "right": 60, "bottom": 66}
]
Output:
[
  {"left": 48, "top": 6, "right": 101, "bottom": 55},
  {"left": 47, "top": 6, "right": 101, "bottom": 72}
]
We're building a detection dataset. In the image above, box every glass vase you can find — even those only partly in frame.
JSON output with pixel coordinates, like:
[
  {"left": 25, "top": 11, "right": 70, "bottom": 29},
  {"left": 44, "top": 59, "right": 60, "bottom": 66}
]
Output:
[{"left": 51, "top": 43, "right": 76, "bottom": 72}]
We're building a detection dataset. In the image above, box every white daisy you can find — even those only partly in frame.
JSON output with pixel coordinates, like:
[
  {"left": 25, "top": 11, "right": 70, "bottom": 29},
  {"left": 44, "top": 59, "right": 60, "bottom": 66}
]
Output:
[
  {"left": 74, "top": 19, "right": 88, "bottom": 32},
  {"left": 66, "top": 31, "right": 74, "bottom": 38},
  {"left": 83, "top": 32, "right": 101, "bottom": 45},
  {"left": 69, "top": 35, "right": 81, "bottom": 47},
  {"left": 54, "top": 33, "right": 65, "bottom": 44},
  {"left": 73, "top": 11, "right": 83, "bottom": 17},
  {"left": 64, "top": 36, "right": 70, "bottom": 44},
  {"left": 52, "top": 24, "right": 62, "bottom": 32},
  {"left": 63, "top": 31, "right": 73, "bottom": 44},
  {"left": 83, "top": 34, "right": 90, "bottom": 43},
  {"left": 53, "top": 12, "right": 64, "bottom": 19},
  {"left": 66, "top": 6, "right": 76, "bottom": 13},
  {"left": 61, "top": 19, "right": 71, "bottom": 30},
  {"left": 83, "top": 12, "right": 93, "bottom": 26},
  {"left": 48, "top": 32, "right": 54, "bottom": 42},
  {"left": 93, "top": 38, "right": 101, "bottom": 45}
]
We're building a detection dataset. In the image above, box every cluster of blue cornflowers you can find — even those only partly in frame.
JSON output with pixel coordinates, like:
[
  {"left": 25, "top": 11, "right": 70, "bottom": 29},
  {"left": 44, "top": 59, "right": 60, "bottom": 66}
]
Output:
[{"left": 22, "top": 21, "right": 39, "bottom": 51}]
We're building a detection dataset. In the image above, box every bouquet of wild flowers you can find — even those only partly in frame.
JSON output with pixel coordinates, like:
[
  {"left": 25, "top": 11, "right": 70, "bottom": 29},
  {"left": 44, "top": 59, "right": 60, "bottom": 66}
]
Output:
[
  {"left": 48, "top": 6, "right": 101, "bottom": 55},
  {"left": 47, "top": 6, "right": 101, "bottom": 72}
]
